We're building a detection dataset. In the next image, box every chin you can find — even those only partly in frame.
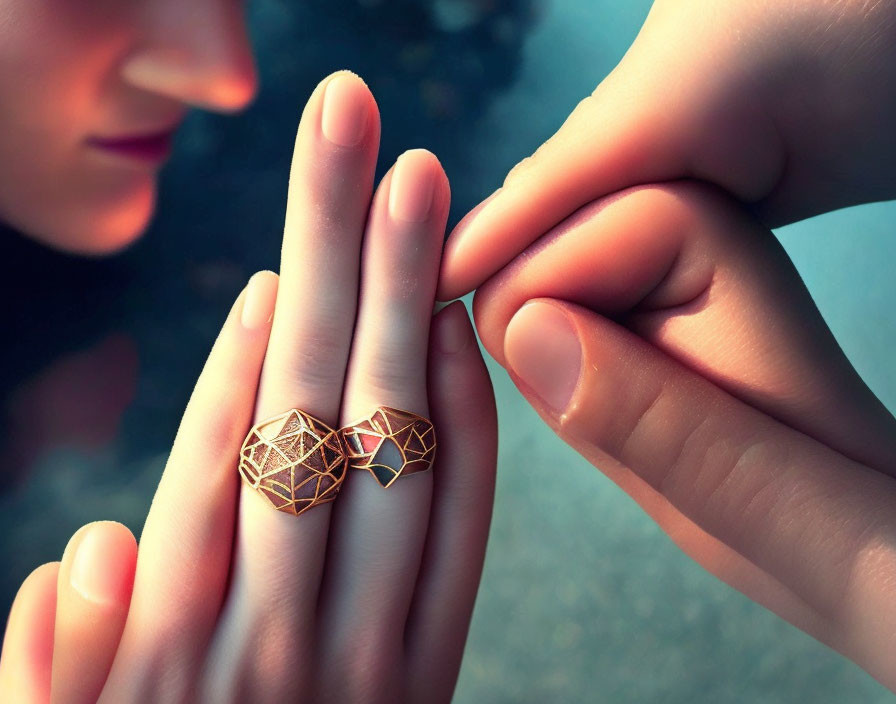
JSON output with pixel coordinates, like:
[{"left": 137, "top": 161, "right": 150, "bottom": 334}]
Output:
[
  {"left": 19, "top": 179, "right": 158, "bottom": 257},
  {"left": 83, "top": 187, "right": 156, "bottom": 255}
]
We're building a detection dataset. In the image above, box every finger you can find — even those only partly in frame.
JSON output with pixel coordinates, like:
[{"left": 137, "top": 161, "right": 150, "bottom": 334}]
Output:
[
  {"left": 503, "top": 298, "right": 896, "bottom": 689},
  {"left": 100, "top": 271, "right": 277, "bottom": 701},
  {"left": 210, "top": 70, "right": 380, "bottom": 701},
  {"left": 0, "top": 562, "right": 60, "bottom": 704},
  {"left": 471, "top": 182, "right": 896, "bottom": 473},
  {"left": 471, "top": 179, "right": 895, "bottom": 654},
  {"left": 436, "top": 6, "right": 785, "bottom": 300},
  {"left": 316, "top": 149, "right": 449, "bottom": 700},
  {"left": 404, "top": 302, "right": 497, "bottom": 703},
  {"left": 50, "top": 522, "right": 136, "bottom": 704},
  {"left": 562, "top": 436, "right": 831, "bottom": 647}
]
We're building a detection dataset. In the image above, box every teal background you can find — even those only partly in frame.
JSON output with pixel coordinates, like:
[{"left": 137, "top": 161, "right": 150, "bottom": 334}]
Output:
[{"left": 1, "top": 1, "right": 894, "bottom": 701}]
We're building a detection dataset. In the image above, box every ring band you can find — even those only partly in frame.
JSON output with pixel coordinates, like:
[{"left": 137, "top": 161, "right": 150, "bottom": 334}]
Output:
[
  {"left": 239, "top": 409, "right": 347, "bottom": 515},
  {"left": 340, "top": 406, "right": 436, "bottom": 488}
]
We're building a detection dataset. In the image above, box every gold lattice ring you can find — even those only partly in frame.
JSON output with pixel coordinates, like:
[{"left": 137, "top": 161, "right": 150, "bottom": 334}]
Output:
[
  {"left": 339, "top": 406, "right": 437, "bottom": 488},
  {"left": 238, "top": 409, "right": 348, "bottom": 515}
]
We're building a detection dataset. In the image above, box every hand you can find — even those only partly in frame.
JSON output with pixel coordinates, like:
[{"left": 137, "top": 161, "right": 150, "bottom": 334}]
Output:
[
  {"left": 468, "top": 180, "right": 896, "bottom": 690},
  {"left": 0, "top": 524, "right": 136, "bottom": 704},
  {"left": 0, "top": 71, "right": 497, "bottom": 704},
  {"left": 437, "top": 0, "right": 896, "bottom": 300}
]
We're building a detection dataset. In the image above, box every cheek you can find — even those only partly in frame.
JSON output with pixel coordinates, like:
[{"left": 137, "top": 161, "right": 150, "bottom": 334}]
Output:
[
  {"left": 0, "top": 0, "right": 139, "bottom": 252},
  {"left": 0, "top": 1, "right": 127, "bottom": 131}
]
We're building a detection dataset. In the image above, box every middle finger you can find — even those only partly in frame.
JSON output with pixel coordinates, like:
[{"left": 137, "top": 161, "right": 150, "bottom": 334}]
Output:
[{"left": 208, "top": 71, "right": 380, "bottom": 699}]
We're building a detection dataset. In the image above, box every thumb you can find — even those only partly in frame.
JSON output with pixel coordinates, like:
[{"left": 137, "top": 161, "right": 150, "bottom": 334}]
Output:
[{"left": 503, "top": 297, "right": 896, "bottom": 689}]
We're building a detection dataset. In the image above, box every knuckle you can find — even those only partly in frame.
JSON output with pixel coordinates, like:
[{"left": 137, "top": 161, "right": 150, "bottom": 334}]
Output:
[
  {"left": 172, "top": 394, "right": 247, "bottom": 468},
  {"left": 267, "top": 322, "right": 350, "bottom": 391},
  {"left": 356, "top": 354, "right": 424, "bottom": 392}
]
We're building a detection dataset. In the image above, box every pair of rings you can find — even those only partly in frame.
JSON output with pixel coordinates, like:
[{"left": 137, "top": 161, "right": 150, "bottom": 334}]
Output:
[{"left": 238, "top": 406, "right": 436, "bottom": 516}]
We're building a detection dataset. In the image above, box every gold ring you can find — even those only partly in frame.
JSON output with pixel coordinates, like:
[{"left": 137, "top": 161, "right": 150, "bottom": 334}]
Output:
[
  {"left": 340, "top": 406, "right": 436, "bottom": 488},
  {"left": 239, "top": 409, "right": 347, "bottom": 515}
]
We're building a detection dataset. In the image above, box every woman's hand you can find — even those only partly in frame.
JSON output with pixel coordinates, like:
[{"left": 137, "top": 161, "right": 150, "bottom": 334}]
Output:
[
  {"left": 437, "top": 0, "right": 896, "bottom": 300},
  {"left": 0, "top": 71, "right": 498, "bottom": 704},
  {"left": 0, "top": 522, "right": 137, "bottom": 704},
  {"left": 467, "top": 179, "right": 896, "bottom": 690}
]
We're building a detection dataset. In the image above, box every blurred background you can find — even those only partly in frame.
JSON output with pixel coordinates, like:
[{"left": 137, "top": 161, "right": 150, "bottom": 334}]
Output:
[{"left": 1, "top": 0, "right": 895, "bottom": 701}]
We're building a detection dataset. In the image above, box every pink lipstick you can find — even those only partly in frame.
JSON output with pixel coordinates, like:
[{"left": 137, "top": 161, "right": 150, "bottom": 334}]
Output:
[{"left": 86, "top": 129, "right": 176, "bottom": 164}]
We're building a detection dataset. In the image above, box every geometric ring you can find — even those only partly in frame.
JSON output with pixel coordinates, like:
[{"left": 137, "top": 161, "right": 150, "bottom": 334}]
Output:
[
  {"left": 238, "top": 409, "right": 347, "bottom": 516},
  {"left": 339, "top": 406, "right": 436, "bottom": 488}
]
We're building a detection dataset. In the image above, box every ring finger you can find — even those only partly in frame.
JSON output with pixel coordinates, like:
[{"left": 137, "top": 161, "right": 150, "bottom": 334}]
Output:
[
  {"left": 316, "top": 149, "right": 450, "bottom": 700},
  {"left": 206, "top": 71, "right": 381, "bottom": 701}
]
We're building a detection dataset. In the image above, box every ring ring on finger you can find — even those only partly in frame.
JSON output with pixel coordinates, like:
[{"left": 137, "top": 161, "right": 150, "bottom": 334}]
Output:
[
  {"left": 340, "top": 406, "right": 437, "bottom": 488},
  {"left": 239, "top": 409, "right": 348, "bottom": 515}
]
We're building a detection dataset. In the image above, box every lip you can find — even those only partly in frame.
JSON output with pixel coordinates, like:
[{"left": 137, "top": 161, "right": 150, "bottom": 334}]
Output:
[{"left": 85, "top": 126, "right": 179, "bottom": 164}]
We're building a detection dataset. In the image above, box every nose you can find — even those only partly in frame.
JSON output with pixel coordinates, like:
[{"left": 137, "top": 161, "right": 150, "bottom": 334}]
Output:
[{"left": 120, "top": 0, "right": 258, "bottom": 113}]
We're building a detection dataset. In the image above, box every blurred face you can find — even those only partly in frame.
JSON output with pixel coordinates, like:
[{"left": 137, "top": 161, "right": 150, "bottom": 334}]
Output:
[{"left": 0, "top": 0, "right": 257, "bottom": 254}]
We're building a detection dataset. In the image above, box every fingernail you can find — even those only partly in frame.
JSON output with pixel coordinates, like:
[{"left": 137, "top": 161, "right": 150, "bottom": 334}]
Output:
[
  {"left": 321, "top": 72, "right": 370, "bottom": 147},
  {"left": 504, "top": 301, "right": 582, "bottom": 414},
  {"left": 435, "top": 302, "right": 472, "bottom": 355},
  {"left": 241, "top": 271, "right": 278, "bottom": 329},
  {"left": 70, "top": 525, "right": 131, "bottom": 606},
  {"left": 389, "top": 150, "right": 436, "bottom": 223}
]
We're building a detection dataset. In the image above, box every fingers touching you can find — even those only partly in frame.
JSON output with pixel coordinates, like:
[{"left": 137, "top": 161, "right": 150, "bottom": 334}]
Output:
[
  {"left": 473, "top": 182, "right": 896, "bottom": 473},
  {"left": 472, "top": 179, "right": 896, "bottom": 687},
  {"left": 13, "top": 71, "right": 498, "bottom": 704}
]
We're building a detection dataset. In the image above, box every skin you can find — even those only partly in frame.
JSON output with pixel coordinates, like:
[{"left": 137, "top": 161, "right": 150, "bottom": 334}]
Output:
[
  {"left": 472, "top": 181, "right": 896, "bottom": 690},
  {"left": 435, "top": 0, "right": 896, "bottom": 691},
  {"left": 0, "top": 72, "right": 498, "bottom": 704},
  {"left": 0, "top": 0, "right": 257, "bottom": 254},
  {"left": 437, "top": 0, "right": 896, "bottom": 298}
]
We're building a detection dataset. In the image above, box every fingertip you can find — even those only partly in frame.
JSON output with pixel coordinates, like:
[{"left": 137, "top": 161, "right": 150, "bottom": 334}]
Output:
[
  {"left": 20, "top": 561, "right": 61, "bottom": 594},
  {"left": 504, "top": 299, "right": 583, "bottom": 417},
  {"left": 469, "top": 283, "right": 507, "bottom": 365},
  {"left": 8, "top": 560, "right": 62, "bottom": 642},
  {"left": 389, "top": 149, "right": 450, "bottom": 224},
  {"left": 429, "top": 302, "right": 496, "bottom": 442},
  {"left": 296, "top": 70, "right": 381, "bottom": 157},
  {"left": 437, "top": 233, "right": 474, "bottom": 302},
  {"left": 397, "top": 147, "right": 444, "bottom": 174},
  {"left": 241, "top": 270, "right": 279, "bottom": 330},
  {"left": 436, "top": 188, "right": 503, "bottom": 301},
  {"left": 65, "top": 521, "right": 137, "bottom": 608},
  {"left": 431, "top": 300, "right": 474, "bottom": 356}
]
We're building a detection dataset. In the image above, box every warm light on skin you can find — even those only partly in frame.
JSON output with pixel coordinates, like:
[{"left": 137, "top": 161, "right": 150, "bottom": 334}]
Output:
[{"left": 0, "top": 0, "right": 258, "bottom": 255}]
